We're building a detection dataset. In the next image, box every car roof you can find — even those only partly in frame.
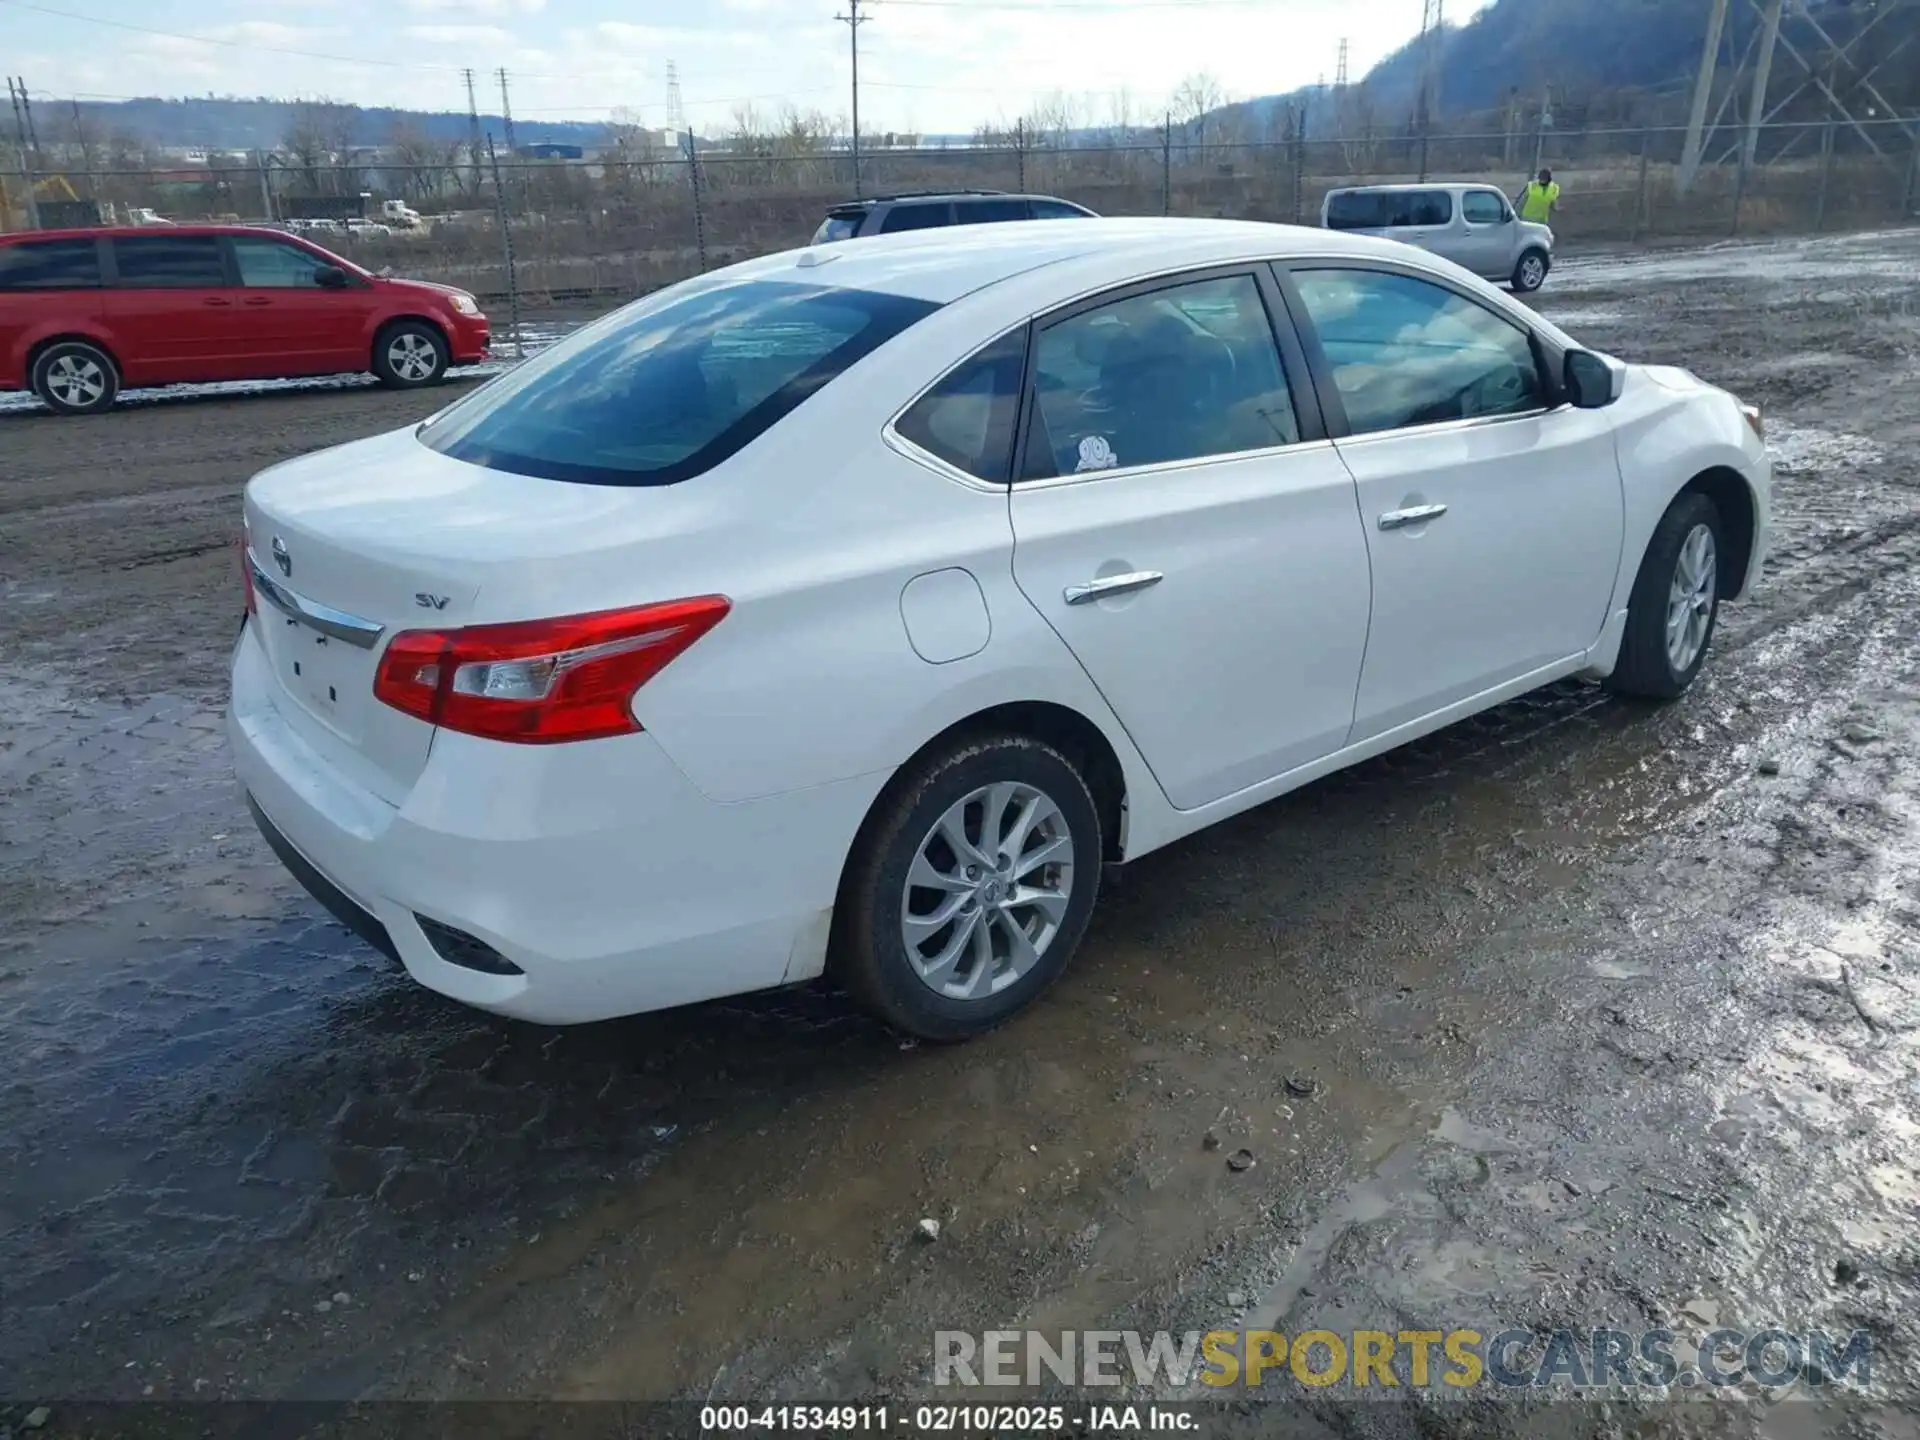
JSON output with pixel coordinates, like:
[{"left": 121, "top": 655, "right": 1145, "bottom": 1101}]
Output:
[
  {"left": 0, "top": 223, "right": 301, "bottom": 243},
  {"left": 747, "top": 216, "right": 1420, "bottom": 304},
  {"left": 830, "top": 191, "right": 1078, "bottom": 211},
  {"left": 1326, "top": 182, "right": 1501, "bottom": 195}
]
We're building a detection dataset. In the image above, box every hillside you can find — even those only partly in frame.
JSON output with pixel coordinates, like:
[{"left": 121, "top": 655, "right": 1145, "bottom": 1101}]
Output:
[
  {"left": 1229, "top": 0, "right": 1920, "bottom": 139},
  {"left": 60, "top": 96, "right": 608, "bottom": 151}
]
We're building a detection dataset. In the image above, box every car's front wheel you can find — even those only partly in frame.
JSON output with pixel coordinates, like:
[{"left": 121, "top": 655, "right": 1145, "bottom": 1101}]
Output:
[
  {"left": 1608, "top": 491, "right": 1726, "bottom": 701},
  {"left": 1512, "top": 248, "right": 1550, "bottom": 294},
  {"left": 31, "top": 340, "right": 120, "bottom": 415},
  {"left": 373, "top": 321, "right": 449, "bottom": 388},
  {"left": 833, "top": 733, "right": 1102, "bottom": 1041}
]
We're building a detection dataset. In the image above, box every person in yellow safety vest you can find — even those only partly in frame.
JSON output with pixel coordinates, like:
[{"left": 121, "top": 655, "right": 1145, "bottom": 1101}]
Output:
[{"left": 1518, "top": 168, "right": 1561, "bottom": 224}]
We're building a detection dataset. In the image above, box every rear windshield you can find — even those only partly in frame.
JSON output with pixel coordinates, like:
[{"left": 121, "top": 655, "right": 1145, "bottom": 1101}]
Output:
[
  {"left": 811, "top": 210, "right": 865, "bottom": 245},
  {"left": 419, "top": 278, "right": 939, "bottom": 487},
  {"left": 1324, "top": 189, "right": 1454, "bottom": 230}
]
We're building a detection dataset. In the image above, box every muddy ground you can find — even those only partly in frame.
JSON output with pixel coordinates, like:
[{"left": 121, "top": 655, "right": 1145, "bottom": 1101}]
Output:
[{"left": 5, "top": 233, "right": 1920, "bottom": 1437}]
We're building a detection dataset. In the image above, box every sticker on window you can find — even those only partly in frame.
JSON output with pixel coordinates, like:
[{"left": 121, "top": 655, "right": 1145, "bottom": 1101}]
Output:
[{"left": 1075, "top": 435, "right": 1118, "bottom": 472}]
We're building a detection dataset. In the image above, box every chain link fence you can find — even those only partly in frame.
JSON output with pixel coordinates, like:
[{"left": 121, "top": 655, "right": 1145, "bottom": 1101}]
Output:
[{"left": 6, "top": 118, "right": 1917, "bottom": 321}]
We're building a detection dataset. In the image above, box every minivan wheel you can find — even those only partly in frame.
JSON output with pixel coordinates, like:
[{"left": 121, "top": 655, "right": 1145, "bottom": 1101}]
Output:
[
  {"left": 1512, "top": 249, "right": 1550, "bottom": 294},
  {"left": 1608, "top": 492, "right": 1726, "bottom": 701},
  {"left": 833, "top": 733, "right": 1102, "bottom": 1041},
  {"left": 373, "top": 321, "right": 449, "bottom": 388},
  {"left": 31, "top": 341, "right": 120, "bottom": 415}
]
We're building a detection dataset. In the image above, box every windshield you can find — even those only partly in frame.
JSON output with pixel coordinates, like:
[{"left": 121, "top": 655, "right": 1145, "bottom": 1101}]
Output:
[
  {"left": 810, "top": 212, "right": 864, "bottom": 245},
  {"left": 419, "top": 278, "right": 939, "bottom": 487}
]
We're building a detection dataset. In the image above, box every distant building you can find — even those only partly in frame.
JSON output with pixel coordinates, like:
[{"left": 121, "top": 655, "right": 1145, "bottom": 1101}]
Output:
[{"left": 516, "top": 142, "right": 584, "bottom": 160}]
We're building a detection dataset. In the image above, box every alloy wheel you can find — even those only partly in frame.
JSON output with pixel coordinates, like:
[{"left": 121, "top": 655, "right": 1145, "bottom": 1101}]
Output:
[
  {"left": 47, "top": 354, "right": 107, "bottom": 408},
  {"left": 900, "top": 781, "right": 1076, "bottom": 1002},
  {"left": 1665, "top": 522, "right": 1717, "bottom": 673},
  {"left": 388, "top": 333, "right": 440, "bottom": 382}
]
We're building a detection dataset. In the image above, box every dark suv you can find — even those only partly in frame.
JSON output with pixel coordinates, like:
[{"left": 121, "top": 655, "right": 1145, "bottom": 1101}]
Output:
[{"left": 810, "top": 190, "right": 1097, "bottom": 244}]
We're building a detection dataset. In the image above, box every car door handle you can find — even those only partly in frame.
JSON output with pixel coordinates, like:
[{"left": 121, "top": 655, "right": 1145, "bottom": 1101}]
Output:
[
  {"left": 1064, "top": 571, "right": 1164, "bottom": 605},
  {"left": 243, "top": 296, "right": 272, "bottom": 307},
  {"left": 1378, "top": 504, "right": 1449, "bottom": 531},
  {"left": 202, "top": 297, "right": 233, "bottom": 307}
]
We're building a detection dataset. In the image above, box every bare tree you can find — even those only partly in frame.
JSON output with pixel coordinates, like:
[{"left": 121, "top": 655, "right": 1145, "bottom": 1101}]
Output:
[
  {"left": 1172, "top": 72, "right": 1226, "bottom": 145},
  {"left": 386, "top": 121, "right": 458, "bottom": 202}
]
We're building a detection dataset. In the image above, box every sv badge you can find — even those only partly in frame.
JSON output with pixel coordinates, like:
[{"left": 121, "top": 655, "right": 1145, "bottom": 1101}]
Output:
[{"left": 414, "top": 593, "right": 450, "bottom": 610}]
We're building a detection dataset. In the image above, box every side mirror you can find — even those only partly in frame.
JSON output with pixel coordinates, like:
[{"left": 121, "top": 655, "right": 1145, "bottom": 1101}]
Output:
[
  {"left": 314, "top": 265, "right": 349, "bottom": 290},
  {"left": 1564, "top": 349, "right": 1625, "bottom": 409}
]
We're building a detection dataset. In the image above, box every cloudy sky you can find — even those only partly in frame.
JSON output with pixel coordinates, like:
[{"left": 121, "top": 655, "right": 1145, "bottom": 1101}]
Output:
[{"left": 1, "top": 0, "right": 1488, "bottom": 134}]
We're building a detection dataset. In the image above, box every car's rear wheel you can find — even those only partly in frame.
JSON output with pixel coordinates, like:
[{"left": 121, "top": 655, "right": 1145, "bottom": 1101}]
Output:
[
  {"left": 1512, "top": 248, "right": 1550, "bottom": 294},
  {"left": 373, "top": 321, "right": 449, "bottom": 388},
  {"left": 1608, "top": 492, "right": 1725, "bottom": 701},
  {"left": 833, "top": 733, "right": 1102, "bottom": 1041},
  {"left": 31, "top": 340, "right": 120, "bottom": 415}
]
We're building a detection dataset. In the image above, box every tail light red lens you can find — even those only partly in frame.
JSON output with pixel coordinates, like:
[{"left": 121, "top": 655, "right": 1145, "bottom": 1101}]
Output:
[
  {"left": 372, "top": 596, "right": 730, "bottom": 744},
  {"left": 239, "top": 530, "right": 257, "bottom": 616}
]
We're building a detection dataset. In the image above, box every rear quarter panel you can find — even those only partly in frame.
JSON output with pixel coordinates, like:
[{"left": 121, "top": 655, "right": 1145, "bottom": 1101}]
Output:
[{"left": 0, "top": 289, "right": 109, "bottom": 388}]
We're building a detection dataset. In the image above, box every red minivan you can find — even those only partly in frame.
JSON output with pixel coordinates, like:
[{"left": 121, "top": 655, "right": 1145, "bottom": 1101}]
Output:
[{"left": 0, "top": 225, "right": 491, "bottom": 415}]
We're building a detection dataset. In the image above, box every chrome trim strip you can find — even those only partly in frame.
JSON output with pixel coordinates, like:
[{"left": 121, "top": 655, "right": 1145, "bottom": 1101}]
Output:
[{"left": 248, "top": 552, "right": 386, "bottom": 651}]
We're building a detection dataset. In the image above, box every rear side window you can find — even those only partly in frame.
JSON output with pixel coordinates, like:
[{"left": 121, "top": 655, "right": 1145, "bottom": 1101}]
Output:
[
  {"left": 1325, "top": 190, "right": 1453, "bottom": 229},
  {"left": 880, "top": 203, "right": 952, "bottom": 234},
  {"left": 420, "top": 279, "right": 940, "bottom": 487},
  {"left": 895, "top": 328, "right": 1027, "bottom": 482},
  {"left": 111, "top": 235, "right": 226, "bottom": 288},
  {"left": 1023, "top": 274, "right": 1299, "bottom": 479},
  {"left": 1029, "top": 200, "right": 1089, "bottom": 220},
  {"left": 1462, "top": 191, "right": 1508, "bottom": 224},
  {"left": 0, "top": 239, "right": 103, "bottom": 290},
  {"left": 811, "top": 211, "right": 864, "bottom": 244},
  {"left": 954, "top": 199, "right": 1030, "bottom": 225}
]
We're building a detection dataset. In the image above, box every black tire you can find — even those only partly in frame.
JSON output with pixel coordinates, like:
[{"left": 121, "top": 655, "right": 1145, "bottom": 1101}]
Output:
[
  {"left": 30, "top": 340, "right": 120, "bottom": 415},
  {"left": 1608, "top": 491, "right": 1726, "bottom": 701},
  {"left": 372, "top": 320, "right": 449, "bottom": 389},
  {"left": 832, "top": 732, "right": 1102, "bottom": 1042},
  {"left": 1511, "top": 248, "right": 1551, "bottom": 294}
]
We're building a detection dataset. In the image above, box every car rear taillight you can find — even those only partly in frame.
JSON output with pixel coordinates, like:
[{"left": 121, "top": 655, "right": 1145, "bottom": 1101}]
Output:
[
  {"left": 372, "top": 596, "right": 729, "bottom": 744},
  {"left": 239, "top": 530, "right": 257, "bottom": 616}
]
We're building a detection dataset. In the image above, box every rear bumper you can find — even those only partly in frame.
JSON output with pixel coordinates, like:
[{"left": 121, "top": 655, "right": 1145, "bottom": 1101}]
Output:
[{"left": 228, "top": 625, "right": 877, "bottom": 1024}]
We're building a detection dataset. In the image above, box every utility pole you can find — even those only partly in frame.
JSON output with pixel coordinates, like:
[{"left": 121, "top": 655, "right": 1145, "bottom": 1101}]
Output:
[
  {"left": 1678, "top": 0, "right": 1732, "bottom": 195},
  {"left": 497, "top": 68, "right": 517, "bottom": 153},
  {"left": 69, "top": 98, "right": 95, "bottom": 200},
  {"left": 1414, "top": 0, "right": 1444, "bottom": 182},
  {"left": 835, "top": 0, "right": 869, "bottom": 197},
  {"left": 7, "top": 78, "right": 39, "bottom": 229},
  {"left": 1741, "top": 0, "right": 1785, "bottom": 178},
  {"left": 462, "top": 68, "right": 484, "bottom": 193}
]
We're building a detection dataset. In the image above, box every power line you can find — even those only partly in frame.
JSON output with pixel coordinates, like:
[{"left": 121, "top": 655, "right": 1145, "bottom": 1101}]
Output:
[{"left": 0, "top": 0, "right": 469, "bottom": 71}]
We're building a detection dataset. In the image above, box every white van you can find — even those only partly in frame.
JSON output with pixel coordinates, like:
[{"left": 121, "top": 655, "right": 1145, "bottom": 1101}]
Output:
[{"left": 1320, "top": 183, "right": 1554, "bottom": 293}]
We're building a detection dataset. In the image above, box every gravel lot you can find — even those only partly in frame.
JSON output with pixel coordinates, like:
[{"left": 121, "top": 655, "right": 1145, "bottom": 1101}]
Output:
[{"left": 5, "top": 233, "right": 1920, "bottom": 1436}]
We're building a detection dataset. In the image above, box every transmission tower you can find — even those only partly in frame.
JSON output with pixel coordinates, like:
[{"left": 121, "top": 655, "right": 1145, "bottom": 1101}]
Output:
[
  {"left": 1334, "top": 37, "right": 1350, "bottom": 91},
  {"left": 462, "top": 68, "right": 483, "bottom": 186},
  {"left": 497, "top": 68, "right": 516, "bottom": 152},
  {"left": 665, "top": 61, "right": 687, "bottom": 144}
]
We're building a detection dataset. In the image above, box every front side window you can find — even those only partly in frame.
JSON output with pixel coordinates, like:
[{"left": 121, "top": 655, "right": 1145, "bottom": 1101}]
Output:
[
  {"left": 233, "top": 237, "right": 338, "bottom": 287},
  {"left": 1022, "top": 274, "right": 1299, "bottom": 480},
  {"left": 895, "top": 328, "right": 1026, "bottom": 482},
  {"left": 0, "top": 239, "right": 102, "bottom": 290},
  {"left": 1462, "top": 191, "right": 1509, "bottom": 225},
  {"left": 1293, "top": 269, "right": 1545, "bottom": 435},
  {"left": 421, "top": 278, "right": 939, "bottom": 487},
  {"left": 879, "top": 204, "right": 952, "bottom": 234},
  {"left": 111, "top": 235, "right": 225, "bottom": 288}
]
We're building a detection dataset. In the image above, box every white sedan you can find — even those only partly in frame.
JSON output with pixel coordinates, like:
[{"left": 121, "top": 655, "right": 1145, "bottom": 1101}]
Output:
[{"left": 230, "top": 218, "right": 1771, "bottom": 1040}]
